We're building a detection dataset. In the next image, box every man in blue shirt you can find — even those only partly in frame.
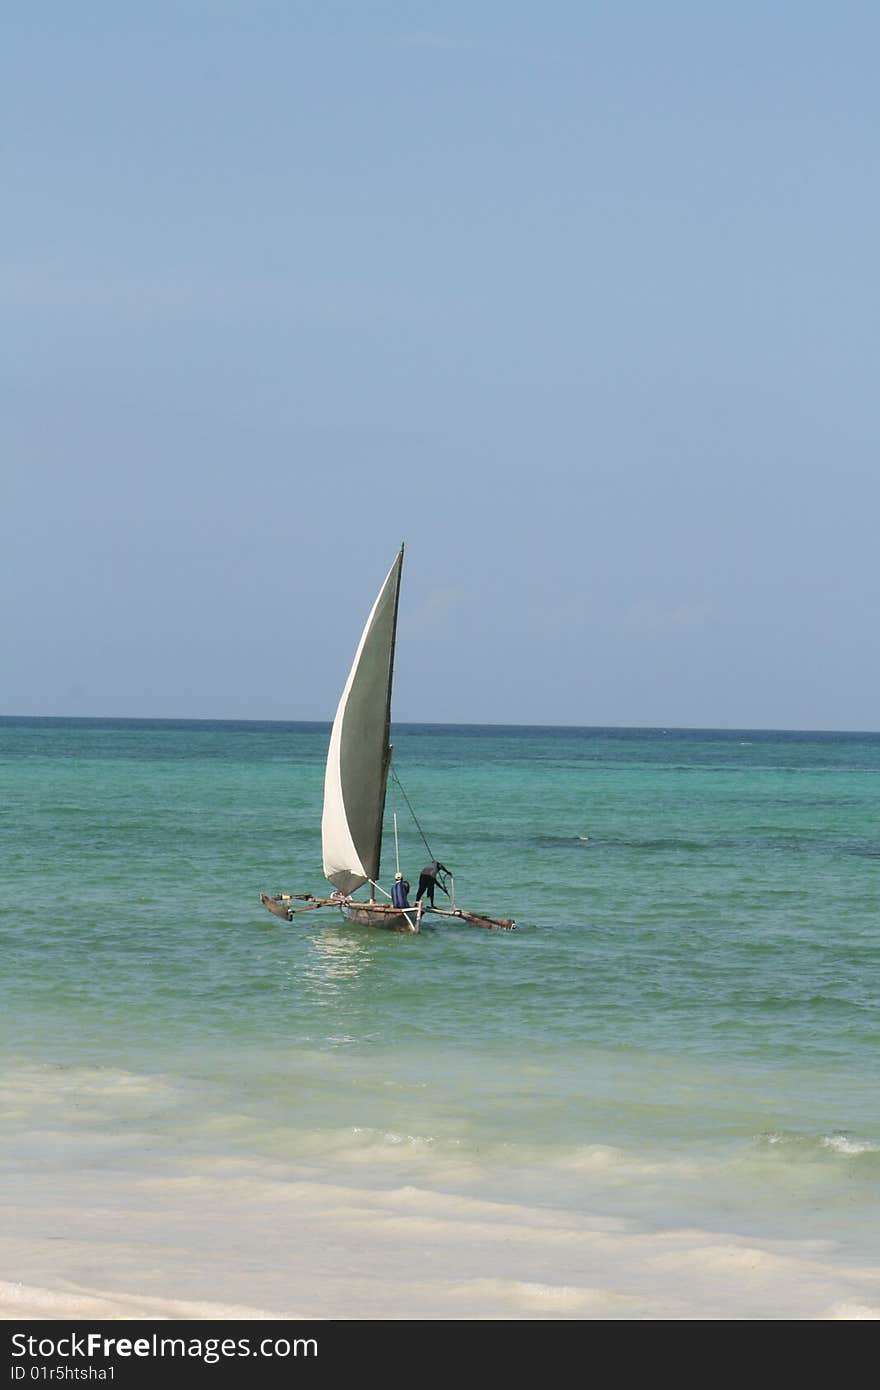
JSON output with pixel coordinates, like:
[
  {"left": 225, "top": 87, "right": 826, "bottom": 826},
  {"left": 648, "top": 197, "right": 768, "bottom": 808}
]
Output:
[{"left": 391, "top": 872, "right": 410, "bottom": 908}]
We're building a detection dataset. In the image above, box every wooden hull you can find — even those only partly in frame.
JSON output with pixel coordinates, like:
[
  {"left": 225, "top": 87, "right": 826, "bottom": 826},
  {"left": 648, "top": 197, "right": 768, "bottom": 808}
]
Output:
[
  {"left": 341, "top": 901, "right": 422, "bottom": 933},
  {"left": 260, "top": 892, "right": 421, "bottom": 932}
]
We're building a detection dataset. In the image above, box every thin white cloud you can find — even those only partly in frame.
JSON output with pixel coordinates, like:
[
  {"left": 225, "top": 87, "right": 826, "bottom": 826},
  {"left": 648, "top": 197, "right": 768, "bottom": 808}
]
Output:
[
  {"left": 395, "top": 32, "right": 576, "bottom": 66},
  {"left": 622, "top": 601, "right": 716, "bottom": 637},
  {"left": 0, "top": 263, "right": 482, "bottom": 324},
  {"left": 405, "top": 587, "right": 466, "bottom": 637},
  {"left": 417, "top": 586, "right": 465, "bottom": 620},
  {"left": 398, "top": 32, "right": 466, "bottom": 50}
]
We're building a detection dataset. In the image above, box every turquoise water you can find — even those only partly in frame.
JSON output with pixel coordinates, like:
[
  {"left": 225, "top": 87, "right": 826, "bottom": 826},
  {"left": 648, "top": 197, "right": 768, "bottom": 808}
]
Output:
[{"left": 2, "top": 718, "right": 880, "bottom": 1316}]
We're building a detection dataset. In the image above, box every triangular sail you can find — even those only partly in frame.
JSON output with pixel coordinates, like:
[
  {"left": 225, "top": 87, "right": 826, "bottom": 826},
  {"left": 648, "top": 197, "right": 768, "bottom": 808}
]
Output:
[{"left": 321, "top": 547, "right": 404, "bottom": 895}]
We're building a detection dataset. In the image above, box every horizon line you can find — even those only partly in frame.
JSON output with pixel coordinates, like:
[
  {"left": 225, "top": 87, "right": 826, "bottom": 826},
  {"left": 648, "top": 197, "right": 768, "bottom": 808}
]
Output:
[{"left": 2, "top": 713, "right": 879, "bottom": 737}]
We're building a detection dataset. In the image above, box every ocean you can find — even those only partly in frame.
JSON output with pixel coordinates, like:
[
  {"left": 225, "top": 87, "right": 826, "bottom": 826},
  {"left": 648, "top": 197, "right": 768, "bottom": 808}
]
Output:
[{"left": 2, "top": 717, "right": 879, "bottom": 1320}]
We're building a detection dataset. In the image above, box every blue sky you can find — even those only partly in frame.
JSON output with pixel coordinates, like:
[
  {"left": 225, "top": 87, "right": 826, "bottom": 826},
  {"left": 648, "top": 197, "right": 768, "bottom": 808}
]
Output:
[{"left": 3, "top": 3, "right": 878, "bottom": 727}]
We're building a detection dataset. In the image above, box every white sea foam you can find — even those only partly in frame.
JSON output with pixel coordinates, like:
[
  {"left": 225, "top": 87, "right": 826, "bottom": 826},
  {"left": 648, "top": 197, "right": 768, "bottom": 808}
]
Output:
[
  {"left": 821, "top": 1134, "right": 879, "bottom": 1156},
  {"left": 0, "top": 1279, "right": 286, "bottom": 1322},
  {"left": 554, "top": 1142, "right": 703, "bottom": 1181},
  {"left": 446, "top": 1277, "right": 672, "bottom": 1318},
  {"left": 824, "top": 1301, "right": 880, "bottom": 1320}
]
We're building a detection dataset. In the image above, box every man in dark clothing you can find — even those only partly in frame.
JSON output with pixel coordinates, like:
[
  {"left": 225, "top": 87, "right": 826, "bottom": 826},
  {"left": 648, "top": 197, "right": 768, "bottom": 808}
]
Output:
[{"left": 416, "top": 861, "right": 450, "bottom": 907}]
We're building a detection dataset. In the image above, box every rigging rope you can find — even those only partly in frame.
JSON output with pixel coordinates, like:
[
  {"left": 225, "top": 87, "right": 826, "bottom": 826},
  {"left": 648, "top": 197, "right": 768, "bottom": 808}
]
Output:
[{"left": 389, "top": 763, "right": 435, "bottom": 862}]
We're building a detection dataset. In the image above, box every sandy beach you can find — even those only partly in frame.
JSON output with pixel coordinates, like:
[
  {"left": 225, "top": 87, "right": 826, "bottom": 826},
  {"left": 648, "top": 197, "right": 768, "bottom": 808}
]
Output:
[{"left": 3, "top": 1061, "right": 880, "bottom": 1322}]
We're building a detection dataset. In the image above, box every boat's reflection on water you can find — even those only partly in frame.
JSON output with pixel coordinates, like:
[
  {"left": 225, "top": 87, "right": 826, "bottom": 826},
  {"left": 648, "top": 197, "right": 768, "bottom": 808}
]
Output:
[{"left": 300, "top": 929, "right": 375, "bottom": 997}]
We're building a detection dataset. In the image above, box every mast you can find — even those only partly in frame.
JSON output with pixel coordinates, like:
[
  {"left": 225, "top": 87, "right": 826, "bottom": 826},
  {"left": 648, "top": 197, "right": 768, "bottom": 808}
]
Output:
[{"left": 377, "top": 541, "right": 403, "bottom": 889}]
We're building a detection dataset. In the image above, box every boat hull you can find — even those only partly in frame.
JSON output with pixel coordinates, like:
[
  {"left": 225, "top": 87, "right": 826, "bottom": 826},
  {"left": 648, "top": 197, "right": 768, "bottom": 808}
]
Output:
[{"left": 341, "top": 901, "right": 422, "bottom": 933}]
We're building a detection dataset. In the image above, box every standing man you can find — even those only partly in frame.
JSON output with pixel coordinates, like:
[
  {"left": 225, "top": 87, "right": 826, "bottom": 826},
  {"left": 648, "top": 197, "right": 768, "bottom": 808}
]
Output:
[{"left": 416, "top": 861, "right": 450, "bottom": 907}]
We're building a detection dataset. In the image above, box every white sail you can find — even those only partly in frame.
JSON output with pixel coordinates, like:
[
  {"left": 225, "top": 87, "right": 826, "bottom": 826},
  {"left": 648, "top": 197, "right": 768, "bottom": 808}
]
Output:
[{"left": 321, "top": 547, "right": 404, "bottom": 895}]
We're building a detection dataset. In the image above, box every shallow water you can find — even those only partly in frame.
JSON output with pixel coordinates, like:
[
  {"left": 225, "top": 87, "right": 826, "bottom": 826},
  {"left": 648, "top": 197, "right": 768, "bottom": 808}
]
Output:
[{"left": 2, "top": 719, "right": 879, "bottom": 1318}]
